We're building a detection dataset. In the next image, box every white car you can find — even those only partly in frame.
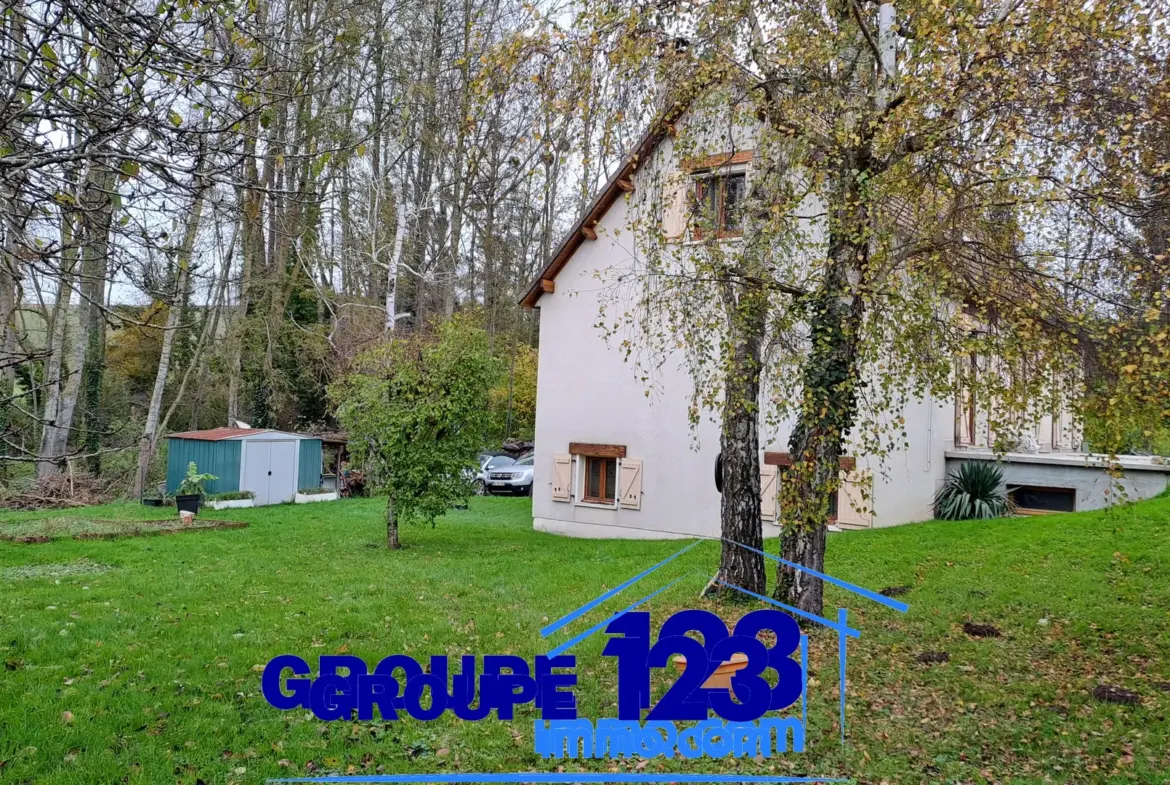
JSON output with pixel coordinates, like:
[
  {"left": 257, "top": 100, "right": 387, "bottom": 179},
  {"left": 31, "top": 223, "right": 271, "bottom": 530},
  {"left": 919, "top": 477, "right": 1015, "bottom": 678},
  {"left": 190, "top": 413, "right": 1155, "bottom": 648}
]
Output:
[
  {"left": 475, "top": 454, "right": 515, "bottom": 494},
  {"left": 483, "top": 454, "right": 534, "bottom": 496}
]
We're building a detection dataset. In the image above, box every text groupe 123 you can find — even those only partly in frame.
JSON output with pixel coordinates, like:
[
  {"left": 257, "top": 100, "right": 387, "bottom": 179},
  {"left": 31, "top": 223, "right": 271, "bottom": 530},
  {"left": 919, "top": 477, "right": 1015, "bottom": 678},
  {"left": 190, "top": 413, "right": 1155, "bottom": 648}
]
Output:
[{"left": 260, "top": 609, "right": 807, "bottom": 759}]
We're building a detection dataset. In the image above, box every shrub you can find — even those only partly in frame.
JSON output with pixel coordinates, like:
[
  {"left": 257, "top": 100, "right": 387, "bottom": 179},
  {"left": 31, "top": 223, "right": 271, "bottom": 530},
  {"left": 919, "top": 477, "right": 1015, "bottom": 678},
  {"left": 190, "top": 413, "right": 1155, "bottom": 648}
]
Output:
[
  {"left": 331, "top": 315, "right": 500, "bottom": 549},
  {"left": 176, "top": 462, "right": 217, "bottom": 497},
  {"left": 297, "top": 487, "right": 331, "bottom": 495},
  {"left": 933, "top": 462, "right": 1013, "bottom": 520}
]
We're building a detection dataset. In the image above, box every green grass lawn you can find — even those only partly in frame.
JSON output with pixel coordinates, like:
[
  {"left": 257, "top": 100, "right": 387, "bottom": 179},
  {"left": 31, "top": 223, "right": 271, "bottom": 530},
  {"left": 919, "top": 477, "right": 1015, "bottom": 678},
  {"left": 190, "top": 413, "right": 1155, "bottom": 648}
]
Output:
[{"left": 1, "top": 495, "right": 1168, "bottom": 784}]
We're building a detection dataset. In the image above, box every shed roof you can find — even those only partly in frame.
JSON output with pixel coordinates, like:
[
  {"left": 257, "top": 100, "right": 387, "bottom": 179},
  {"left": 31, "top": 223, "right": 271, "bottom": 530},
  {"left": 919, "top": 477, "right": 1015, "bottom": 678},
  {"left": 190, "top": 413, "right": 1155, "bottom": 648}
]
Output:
[{"left": 167, "top": 427, "right": 272, "bottom": 441}]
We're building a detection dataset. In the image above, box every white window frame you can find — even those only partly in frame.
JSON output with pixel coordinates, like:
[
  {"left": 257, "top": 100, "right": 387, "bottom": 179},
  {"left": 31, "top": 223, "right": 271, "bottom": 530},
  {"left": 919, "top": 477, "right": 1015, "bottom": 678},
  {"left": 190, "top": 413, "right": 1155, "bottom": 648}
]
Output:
[{"left": 572, "top": 454, "right": 621, "bottom": 510}]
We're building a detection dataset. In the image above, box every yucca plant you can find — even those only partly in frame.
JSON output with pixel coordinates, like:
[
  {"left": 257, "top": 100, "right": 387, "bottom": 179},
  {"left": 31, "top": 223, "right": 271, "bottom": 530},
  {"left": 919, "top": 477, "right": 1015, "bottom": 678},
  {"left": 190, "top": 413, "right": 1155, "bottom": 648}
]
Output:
[{"left": 933, "top": 462, "right": 1013, "bottom": 520}]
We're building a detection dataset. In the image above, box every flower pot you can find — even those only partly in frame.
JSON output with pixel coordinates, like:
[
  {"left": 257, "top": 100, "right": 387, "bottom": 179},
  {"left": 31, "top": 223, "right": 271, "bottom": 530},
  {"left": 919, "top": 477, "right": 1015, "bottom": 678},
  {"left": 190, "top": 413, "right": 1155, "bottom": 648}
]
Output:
[
  {"left": 175, "top": 494, "right": 201, "bottom": 515},
  {"left": 207, "top": 498, "right": 254, "bottom": 510},
  {"left": 141, "top": 498, "right": 164, "bottom": 507},
  {"left": 672, "top": 652, "right": 750, "bottom": 697},
  {"left": 294, "top": 491, "right": 338, "bottom": 504}
]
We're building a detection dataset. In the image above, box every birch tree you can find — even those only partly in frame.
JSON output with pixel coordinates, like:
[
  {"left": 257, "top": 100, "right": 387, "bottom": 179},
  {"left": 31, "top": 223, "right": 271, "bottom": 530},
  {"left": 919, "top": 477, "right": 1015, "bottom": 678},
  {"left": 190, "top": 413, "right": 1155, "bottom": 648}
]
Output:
[{"left": 549, "top": 0, "right": 1168, "bottom": 611}]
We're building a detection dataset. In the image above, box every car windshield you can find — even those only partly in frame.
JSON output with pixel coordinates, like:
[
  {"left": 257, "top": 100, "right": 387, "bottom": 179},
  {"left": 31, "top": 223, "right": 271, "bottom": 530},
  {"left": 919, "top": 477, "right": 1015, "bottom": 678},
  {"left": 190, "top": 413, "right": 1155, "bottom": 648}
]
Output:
[
  {"left": 515, "top": 455, "right": 534, "bottom": 466},
  {"left": 486, "top": 456, "right": 515, "bottom": 469}
]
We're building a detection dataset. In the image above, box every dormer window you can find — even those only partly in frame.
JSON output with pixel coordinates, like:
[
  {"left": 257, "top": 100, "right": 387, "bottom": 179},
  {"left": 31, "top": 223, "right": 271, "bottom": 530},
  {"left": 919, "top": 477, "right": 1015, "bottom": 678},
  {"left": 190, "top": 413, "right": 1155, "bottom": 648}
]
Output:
[{"left": 691, "top": 171, "right": 746, "bottom": 238}]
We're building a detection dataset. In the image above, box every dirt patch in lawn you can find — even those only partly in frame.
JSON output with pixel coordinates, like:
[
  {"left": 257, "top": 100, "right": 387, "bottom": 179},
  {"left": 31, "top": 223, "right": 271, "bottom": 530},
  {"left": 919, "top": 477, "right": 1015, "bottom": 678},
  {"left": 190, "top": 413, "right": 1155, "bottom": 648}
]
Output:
[{"left": 0, "top": 517, "right": 247, "bottom": 543}]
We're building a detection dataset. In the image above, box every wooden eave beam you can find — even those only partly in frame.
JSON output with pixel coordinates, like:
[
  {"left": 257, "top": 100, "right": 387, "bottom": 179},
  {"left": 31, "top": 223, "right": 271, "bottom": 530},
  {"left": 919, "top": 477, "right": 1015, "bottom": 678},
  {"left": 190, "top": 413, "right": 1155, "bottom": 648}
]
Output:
[{"left": 569, "top": 442, "right": 627, "bottom": 459}]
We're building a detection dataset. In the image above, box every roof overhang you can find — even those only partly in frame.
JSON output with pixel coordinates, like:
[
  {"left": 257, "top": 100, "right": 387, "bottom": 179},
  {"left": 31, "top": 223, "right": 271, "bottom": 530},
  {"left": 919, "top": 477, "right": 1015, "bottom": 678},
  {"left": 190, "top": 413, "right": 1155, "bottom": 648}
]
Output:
[{"left": 519, "top": 105, "right": 685, "bottom": 309}]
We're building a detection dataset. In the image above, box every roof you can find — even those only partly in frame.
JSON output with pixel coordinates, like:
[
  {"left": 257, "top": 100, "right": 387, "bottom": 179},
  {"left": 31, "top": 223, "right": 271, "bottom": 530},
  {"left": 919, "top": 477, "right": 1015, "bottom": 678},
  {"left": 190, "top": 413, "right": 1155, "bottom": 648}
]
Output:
[
  {"left": 517, "top": 71, "right": 937, "bottom": 311},
  {"left": 167, "top": 427, "right": 271, "bottom": 441},
  {"left": 519, "top": 103, "right": 687, "bottom": 309}
]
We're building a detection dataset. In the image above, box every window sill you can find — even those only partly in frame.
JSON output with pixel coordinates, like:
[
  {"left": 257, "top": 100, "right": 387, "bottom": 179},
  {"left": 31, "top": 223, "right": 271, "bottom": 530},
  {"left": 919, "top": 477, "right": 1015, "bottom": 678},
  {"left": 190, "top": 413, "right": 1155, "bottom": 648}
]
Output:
[{"left": 574, "top": 498, "right": 618, "bottom": 510}]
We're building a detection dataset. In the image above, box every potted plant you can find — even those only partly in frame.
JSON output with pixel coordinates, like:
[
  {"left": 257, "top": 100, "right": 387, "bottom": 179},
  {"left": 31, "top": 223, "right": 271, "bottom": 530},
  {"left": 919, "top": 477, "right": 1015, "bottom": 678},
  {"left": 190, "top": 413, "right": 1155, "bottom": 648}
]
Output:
[
  {"left": 295, "top": 486, "right": 339, "bottom": 504},
  {"left": 176, "top": 462, "right": 217, "bottom": 516},
  {"left": 206, "top": 490, "right": 256, "bottom": 510}
]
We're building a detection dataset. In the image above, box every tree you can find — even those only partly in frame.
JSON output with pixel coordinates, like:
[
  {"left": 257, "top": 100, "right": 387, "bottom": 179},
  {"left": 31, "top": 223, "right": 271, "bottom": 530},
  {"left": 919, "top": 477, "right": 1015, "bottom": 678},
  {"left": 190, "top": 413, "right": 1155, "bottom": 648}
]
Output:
[
  {"left": 331, "top": 316, "right": 500, "bottom": 548},
  {"left": 543, "top": 0, "right": 1166, "bottom": 612}
]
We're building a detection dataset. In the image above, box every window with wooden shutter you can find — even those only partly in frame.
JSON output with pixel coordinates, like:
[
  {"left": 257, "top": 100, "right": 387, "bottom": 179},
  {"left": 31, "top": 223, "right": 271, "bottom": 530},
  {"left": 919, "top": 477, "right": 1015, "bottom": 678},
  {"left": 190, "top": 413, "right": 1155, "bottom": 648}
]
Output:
[
  {"left": 551, "top": 454, "right": 572, "bottom": 502},
  {"left": 662, "top": 174, "right": 688, "bottom": 241},
  {"left": 760, "top": 463, "right": 779, "bottom": 522},
  {"left": 619, "top": 459, "right": 643, "bottom": 510},
  {"left": 836, "top": 470, "right": 873, "bottom": 528}
]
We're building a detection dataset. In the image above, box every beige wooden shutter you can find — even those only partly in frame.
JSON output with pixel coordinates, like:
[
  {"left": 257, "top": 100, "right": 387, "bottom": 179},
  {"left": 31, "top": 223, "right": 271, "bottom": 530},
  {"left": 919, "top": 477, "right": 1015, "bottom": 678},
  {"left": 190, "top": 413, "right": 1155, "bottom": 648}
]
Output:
[
  {"left": 837, "top": 470, "right": 873, "bottom": 528},
  {"left": 760, "top": 463, "right": 779, "bottom": 522},
  {"left": 662, "top": 174, "right": 689, "bottom": 241},
  {"left": 619, "top": 458, "right": 643, "bottom": 510},
  {"left": 552, "top": 454, "right": 572, "bottom": 502}
]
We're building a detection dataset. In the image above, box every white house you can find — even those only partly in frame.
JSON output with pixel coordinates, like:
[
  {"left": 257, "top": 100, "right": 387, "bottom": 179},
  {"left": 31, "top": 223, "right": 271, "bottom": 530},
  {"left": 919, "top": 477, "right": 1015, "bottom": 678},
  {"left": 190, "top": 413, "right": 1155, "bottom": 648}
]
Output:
[{"left": 519, "top": 105, "right": 1170, "bottom": 539}]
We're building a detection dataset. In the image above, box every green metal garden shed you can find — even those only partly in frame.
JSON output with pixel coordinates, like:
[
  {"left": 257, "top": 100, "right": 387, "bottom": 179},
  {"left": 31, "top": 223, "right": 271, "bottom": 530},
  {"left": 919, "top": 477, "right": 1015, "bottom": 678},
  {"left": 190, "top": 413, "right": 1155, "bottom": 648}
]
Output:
[{"left": 165, "top": 427, "right": 323, "bottom": 505}]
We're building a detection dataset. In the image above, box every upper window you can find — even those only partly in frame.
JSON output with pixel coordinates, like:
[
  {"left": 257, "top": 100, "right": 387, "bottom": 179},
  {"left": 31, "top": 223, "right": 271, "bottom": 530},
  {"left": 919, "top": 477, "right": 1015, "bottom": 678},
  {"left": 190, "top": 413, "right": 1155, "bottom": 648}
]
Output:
[
  {"left": 692, "top": 172, "right": 746, "bottom": 238},
  {"left": 583, "top": 455, "right": 618, "bottom": 504}
]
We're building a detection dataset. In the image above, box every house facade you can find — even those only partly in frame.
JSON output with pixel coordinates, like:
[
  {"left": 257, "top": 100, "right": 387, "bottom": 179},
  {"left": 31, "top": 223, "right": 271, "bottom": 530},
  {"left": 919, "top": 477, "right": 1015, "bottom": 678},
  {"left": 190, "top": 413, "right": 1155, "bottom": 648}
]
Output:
[{"left": 520, "top": 107, "right": 1170, "bottom": 539}]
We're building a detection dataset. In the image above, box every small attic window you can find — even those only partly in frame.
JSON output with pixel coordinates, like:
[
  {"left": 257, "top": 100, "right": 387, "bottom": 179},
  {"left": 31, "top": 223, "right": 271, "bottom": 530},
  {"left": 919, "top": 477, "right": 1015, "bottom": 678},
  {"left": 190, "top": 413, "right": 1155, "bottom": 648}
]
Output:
[{"left": 691, "top": 171, "right": 745, "bottom": 238}]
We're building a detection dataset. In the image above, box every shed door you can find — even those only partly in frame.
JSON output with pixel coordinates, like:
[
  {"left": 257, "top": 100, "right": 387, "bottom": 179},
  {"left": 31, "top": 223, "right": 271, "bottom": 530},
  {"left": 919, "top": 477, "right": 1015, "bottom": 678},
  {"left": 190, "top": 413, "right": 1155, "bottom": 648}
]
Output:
[
  {"left": 268, "top": 441, "right": 298, "bottom": 503},
  {"left": 242, "top": 442, "right": 273, "bottom": 505}
]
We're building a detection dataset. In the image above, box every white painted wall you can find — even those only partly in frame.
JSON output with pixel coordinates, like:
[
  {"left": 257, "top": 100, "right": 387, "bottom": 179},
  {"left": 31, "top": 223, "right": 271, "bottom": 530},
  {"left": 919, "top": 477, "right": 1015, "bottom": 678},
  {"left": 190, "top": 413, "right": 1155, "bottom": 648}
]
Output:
[{"left": 532, "top": 182, "right": 952, "bottom": 539}]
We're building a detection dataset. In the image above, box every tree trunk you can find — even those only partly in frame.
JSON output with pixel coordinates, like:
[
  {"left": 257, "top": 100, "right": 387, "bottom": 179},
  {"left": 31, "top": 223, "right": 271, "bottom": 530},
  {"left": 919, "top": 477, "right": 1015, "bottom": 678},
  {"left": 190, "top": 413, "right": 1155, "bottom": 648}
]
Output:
[
  {"left": 387, "top": 494, "right": 400, "bottom": 549},
  {"left": 0, "top": 255, "right": 15, "bottom": 482},
  {"left": 385, "top": 178, "right": 407, "bottom": 332},
  {"left": 132, "top": 180, "right": 206, "bottom": 498},
  {"left": 45, "top": 37, "right": 122, "bottom": 478},
  {"left": 716, "top": 289, "right": 768, "bottom": 595},
  {"left": 776, "top": 188, "right": 867, "bottom": 614},
  {"left": 162, "top": 221, "right": 236, "bottom": 443},
  {"left": 40, "top": 152, "right": 117, "bottom": 479},
  {"left": 78, "top": 181, "right": 115, "bottom": 476},
  {"left": 35, "top": 210, "right": 77, "bottom": 477},
  {"left": 778, "top": 518, "right": 828, "bottom": 614}
]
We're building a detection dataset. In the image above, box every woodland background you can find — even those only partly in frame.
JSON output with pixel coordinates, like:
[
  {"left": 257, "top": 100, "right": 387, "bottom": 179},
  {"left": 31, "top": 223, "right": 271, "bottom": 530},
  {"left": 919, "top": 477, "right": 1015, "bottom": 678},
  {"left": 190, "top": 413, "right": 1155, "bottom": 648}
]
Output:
[
  {"left": 0, "top": 0, "right": 627, "bottom": 500},
  {"left": 1, "top": 0, "right": 1167, "bottom": 506}
]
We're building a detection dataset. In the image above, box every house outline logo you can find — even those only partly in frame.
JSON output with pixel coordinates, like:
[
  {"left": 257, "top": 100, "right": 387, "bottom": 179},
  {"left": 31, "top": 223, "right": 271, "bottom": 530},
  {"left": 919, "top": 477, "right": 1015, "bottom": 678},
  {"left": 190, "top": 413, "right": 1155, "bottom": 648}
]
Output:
[
  {"left": 267, "top": 535, "right": 907, "bottom": 784},
  {"left": 538, "top": 535, "right": 908, "bottom": 747}
]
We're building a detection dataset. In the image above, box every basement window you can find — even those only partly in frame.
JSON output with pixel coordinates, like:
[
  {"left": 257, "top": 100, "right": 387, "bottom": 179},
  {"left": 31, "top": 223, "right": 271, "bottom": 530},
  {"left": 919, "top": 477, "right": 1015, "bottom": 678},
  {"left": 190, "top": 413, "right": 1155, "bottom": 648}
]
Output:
[{"left": 1008, "top": 485, "right": 1076, "bottom": 513}]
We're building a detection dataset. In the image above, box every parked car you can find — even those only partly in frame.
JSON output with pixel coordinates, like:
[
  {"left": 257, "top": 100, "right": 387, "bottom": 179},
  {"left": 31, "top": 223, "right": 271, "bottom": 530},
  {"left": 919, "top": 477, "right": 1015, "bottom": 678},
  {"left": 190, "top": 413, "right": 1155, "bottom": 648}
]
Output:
[
  {"left": 475, "top": 454, "right": 515, "bottom": 494},
  {"left": 484, "top": 453, "right": 534, "bottom": 496}
]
